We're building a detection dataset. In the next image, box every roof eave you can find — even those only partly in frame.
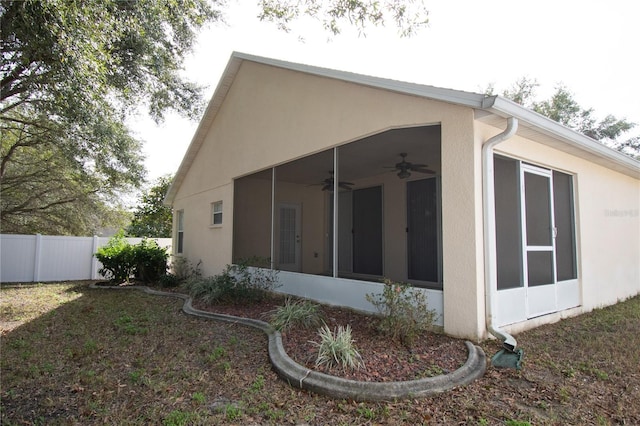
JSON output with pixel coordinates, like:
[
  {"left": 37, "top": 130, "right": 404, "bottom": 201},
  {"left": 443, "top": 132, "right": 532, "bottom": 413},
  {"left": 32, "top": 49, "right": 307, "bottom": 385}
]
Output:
[
  {"left": 484, "top": 97, "right": 640, "bottom": 176},
  {"left": 164, "top": 52, "right": 639, "bottom": 207}
]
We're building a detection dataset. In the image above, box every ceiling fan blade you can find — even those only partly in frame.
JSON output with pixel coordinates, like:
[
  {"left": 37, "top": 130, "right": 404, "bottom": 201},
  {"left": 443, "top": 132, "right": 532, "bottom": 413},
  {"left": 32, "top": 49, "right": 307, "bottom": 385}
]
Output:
[
  {"left": 339, "top": 182, "right": 353, "bottom": 190},
  {"left": 410, "top": 163, "right": 428, "bottom": 168},
  {"left": 413, "top": 167, "right": 436, "bottom": 174}
]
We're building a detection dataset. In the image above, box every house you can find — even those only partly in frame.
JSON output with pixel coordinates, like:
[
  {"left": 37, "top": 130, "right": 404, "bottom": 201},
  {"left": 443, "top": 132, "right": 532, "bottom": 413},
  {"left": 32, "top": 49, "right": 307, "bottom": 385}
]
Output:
[{"left": 164, "top": 52, "right": 640, "bottom": 342}]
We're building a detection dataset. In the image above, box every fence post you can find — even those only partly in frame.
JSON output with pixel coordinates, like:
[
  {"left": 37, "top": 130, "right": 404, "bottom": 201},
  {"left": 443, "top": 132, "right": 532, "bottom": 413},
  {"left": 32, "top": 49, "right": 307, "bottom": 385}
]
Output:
[
  {"left": 33, "top": 233, "right": 42, "bottom": 282},
  {"left": 91, "top": 235, "right": 100, "bottom": 280}
]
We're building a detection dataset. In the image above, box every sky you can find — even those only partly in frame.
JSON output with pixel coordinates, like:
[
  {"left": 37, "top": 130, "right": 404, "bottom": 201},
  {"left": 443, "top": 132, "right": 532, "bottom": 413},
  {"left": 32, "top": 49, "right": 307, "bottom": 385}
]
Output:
[{"left": 129, "top": 0, "right": 640, "bottom": 182}]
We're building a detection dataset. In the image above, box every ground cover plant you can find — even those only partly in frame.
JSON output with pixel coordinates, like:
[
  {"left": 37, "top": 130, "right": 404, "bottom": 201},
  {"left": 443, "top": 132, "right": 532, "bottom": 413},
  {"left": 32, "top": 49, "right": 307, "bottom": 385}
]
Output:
[
  {"left": 183, "top": 258, "right": 279, "bottom": 304},
  {"left": 1, "top": 281, "right": 639, "bottom": 425},
  {"left": 267, "top": 297, "right": 324, "bottom": 332}
]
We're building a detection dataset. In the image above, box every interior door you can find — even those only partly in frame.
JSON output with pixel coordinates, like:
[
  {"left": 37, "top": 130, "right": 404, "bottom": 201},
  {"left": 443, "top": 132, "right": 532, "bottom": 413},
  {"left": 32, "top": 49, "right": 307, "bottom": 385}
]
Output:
[
  {"left": 521, "top": 165, "right": 557, "bottom": 317},
  {"left": 407, "top": 178, "right": 439, "bottom": 284},
  {"left": 278, "top": 203, "right": 301, "bottom": 272},
  {"left": 352, "top": 186, "right": 383, "bottom": 276}
]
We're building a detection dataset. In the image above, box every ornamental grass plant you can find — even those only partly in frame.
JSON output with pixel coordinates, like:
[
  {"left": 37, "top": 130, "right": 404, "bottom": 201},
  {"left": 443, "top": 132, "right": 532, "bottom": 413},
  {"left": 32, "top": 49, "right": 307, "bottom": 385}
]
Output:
[{"left": 313, "top": 324, "right": 365, "bottom": 371}]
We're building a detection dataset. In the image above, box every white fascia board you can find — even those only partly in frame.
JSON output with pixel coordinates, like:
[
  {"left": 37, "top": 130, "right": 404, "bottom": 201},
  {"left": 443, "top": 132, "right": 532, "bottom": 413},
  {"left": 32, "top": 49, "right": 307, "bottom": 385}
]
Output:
[{"left": 487, "top": 96, "right": 640, "bottom": 175}]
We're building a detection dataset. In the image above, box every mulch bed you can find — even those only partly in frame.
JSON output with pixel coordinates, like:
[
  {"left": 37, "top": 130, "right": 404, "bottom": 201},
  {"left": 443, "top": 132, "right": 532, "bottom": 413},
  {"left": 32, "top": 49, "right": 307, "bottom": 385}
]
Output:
[{"left": 191, "top": 296, "right": 469, "bottom": 383}]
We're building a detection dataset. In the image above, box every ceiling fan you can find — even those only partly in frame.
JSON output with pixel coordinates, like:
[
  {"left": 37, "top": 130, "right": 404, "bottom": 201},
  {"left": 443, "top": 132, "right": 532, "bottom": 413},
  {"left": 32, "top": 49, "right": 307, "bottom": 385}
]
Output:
[
  {"left": 314, "top": 171, "right": 354, "bottom": 191},
  {"left": 387, "top": 153, "right": 435, "bottom": 179}
]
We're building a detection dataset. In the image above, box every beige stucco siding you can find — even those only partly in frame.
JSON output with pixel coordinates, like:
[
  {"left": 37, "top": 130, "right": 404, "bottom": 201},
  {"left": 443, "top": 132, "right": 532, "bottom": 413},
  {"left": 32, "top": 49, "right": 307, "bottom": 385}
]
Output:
[{"left": 441, "top": 111, "right": 485, "bottom": 339}]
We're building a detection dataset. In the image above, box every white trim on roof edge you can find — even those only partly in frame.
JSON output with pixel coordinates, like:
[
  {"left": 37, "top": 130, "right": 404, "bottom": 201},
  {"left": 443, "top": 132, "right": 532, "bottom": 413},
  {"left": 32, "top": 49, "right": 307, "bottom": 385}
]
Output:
[{"left": 164, "top": 52, "right": 640, "bottom": 205}]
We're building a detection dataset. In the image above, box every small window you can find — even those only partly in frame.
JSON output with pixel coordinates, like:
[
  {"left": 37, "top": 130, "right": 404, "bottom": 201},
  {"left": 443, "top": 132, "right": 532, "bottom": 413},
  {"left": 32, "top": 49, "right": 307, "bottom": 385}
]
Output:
[
  {"left": 211, "top": 201, "right": 223, "bottom": 225},
  {"left": 177, "top": 210, "right": 184, "bottom": 254}
]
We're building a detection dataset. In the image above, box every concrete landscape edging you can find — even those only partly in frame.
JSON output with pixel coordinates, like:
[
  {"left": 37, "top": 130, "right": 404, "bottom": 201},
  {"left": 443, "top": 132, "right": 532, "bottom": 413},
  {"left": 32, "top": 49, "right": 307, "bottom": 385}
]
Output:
[{"left": 89, "top": 283, "right": 486, "bottom": 401}]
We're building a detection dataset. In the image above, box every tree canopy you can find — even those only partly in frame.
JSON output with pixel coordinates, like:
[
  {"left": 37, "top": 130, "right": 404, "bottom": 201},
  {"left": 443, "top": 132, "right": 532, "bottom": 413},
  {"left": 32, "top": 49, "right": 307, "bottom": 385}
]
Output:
[
  {"left": 259, "top": 0, "right": 429, "bottom": 36},
  {"left": 0, "top": 0, "right": 218, "bottom": 234},
  {"left": 488, "top": 78, "right": 639, "bottom": 158},
  {"left": 0, "top": 0, "right": 429, "bottom": 235},
  {"left": 126, "top": 175, "right": 173, "bottom": 238}
]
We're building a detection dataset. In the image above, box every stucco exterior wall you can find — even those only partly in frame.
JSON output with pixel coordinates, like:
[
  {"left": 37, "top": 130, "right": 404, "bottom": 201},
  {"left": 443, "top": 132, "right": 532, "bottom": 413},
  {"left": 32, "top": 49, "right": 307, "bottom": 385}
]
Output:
[
  {"left": 441, "top": 112, "right": 485, "bottom": 340},
  {"left": 171, "top": 61, "right": 485, "bottom": 339}
]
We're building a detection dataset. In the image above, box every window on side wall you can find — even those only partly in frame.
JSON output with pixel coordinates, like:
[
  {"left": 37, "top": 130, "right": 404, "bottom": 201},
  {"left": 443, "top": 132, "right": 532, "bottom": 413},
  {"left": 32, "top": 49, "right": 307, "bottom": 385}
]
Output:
[
  {"left": 177, "top": 210, "right": 184, "bottom": 254},
  {"left": 211, "top": 201, "right": 223, "bottom": 226}
]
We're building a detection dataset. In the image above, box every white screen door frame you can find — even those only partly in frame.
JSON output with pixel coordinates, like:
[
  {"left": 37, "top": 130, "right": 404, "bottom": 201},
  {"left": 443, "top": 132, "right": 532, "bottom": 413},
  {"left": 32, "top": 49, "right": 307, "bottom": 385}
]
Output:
[{"left": 521, "top": 164, "right": 557, "bottom": 318}]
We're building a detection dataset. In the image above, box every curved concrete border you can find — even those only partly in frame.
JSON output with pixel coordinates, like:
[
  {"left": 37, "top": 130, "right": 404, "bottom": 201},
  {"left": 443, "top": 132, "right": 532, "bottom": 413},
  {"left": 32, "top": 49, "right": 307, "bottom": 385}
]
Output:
[{"left": 90, "top": 284, "right": 486, "bottom": 401}]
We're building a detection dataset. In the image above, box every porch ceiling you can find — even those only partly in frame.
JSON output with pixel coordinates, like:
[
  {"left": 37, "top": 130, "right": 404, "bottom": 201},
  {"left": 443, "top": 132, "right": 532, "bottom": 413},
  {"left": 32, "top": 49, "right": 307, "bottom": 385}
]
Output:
[{"left": 275, "top": 125, "right": 442, "bottom": 185}]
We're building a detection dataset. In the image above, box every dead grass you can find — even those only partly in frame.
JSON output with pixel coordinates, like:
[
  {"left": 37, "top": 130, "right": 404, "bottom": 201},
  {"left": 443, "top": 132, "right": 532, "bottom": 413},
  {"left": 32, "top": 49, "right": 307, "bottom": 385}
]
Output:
[{"left": 1, "top": 281, "right": 639, "bottom": 425}]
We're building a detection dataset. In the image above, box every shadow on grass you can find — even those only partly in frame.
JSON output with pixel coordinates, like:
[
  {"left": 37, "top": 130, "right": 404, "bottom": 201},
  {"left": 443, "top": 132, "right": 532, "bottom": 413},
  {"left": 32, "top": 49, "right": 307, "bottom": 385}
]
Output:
[
  {"left": 2, "top": 281, "right": 639, "bottom": 425},
  {"left": 1, "top": 281, "right": 272, "bottom": 425}
]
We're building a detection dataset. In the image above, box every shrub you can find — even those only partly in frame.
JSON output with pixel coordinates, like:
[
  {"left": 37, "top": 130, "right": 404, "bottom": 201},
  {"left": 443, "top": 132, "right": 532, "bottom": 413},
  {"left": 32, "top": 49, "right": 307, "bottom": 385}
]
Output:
[
  {"left": 95, "top": 232, "right": 169, "bottom": 283},
  {"left": 158, "top": 273, "right": 181, "bottom": 288},
  {"left": 133, "top": 239, "right": 168, "bottom": 282},
  {"left": 268, "top": 298, "right": 324, "bottom": 332},
  {"left": 184, "top": 257, "right": 280, "bottom": 304},
  {"left": 365, "top": 278, "right": 437, "bottom": 347},
  {"left": 313, "top": 324, "right": 364, "bottom": 371},
  {"left": 231, "top": 257, "right": 280, "bottom": 296},
  {"left": 95, "top": 231, "right": 136, "bottom": 283},
  {"left": 171, "top": 256, "right": 201, "bottom": 281},
  {"left": 186, "top": 271, "right": 236, "bottom": 305}
]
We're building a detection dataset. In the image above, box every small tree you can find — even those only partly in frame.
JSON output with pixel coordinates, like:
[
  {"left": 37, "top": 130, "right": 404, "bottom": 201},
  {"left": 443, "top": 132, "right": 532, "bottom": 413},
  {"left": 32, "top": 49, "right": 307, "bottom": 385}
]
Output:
[{"left": 126, "top": 176, "right": 173, "bottom": 238}]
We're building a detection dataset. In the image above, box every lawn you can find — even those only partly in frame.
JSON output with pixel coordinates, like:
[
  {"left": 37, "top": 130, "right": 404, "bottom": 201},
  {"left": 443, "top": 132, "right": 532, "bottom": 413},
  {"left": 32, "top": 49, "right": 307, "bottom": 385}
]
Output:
[{"left": 1, "top": 281, "right": 639, "bottom": 425}]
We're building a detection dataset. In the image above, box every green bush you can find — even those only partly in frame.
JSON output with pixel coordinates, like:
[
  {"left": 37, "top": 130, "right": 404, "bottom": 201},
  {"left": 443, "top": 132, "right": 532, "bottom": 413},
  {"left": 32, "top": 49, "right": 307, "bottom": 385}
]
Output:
[
  {"left": 366, "top": 278, "right": 437, "bottom": 347},
  {"left": 184, "top": 257, "right": 280, "bottom": 305},
  {"left": 313, "top": 324, "right": 364, "bottom": 371},
  {"left": 231, "top": 257, "right": 280, "bottom": 296},
  {"left": 268, "top": 298, "right": 324, "bottom": 332},
  {"left": 95, "top": 231, "right": 136, "bottom": 283},
  {"left": 133, "top": 239, "right": 168, "bottom": 282},
  {"left": 95, "top": 232, "right": 168, "bottom": 283},
  {"left": 186, "top": 271, "right": 236, "bottom": 305},
  {"left": 158, "top": 273, "right": 181, "bottom": 288}
]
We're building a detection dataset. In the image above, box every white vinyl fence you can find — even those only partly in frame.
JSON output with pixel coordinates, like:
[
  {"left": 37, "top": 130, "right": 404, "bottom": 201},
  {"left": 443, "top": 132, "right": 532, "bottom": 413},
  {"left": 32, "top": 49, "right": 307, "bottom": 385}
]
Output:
[{"left": 0, "top": 234, "right": 172, "bottom": 283}]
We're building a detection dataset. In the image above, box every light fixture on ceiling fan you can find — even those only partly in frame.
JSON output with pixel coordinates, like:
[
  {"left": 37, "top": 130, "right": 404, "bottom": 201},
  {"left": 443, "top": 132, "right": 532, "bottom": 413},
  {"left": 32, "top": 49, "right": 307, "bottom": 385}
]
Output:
[
  {"left": 386, "top": 153, "right": 435, "bottom": 179},
  {"left": 313, "top": 171, "right": 354, "bottom": 191}
]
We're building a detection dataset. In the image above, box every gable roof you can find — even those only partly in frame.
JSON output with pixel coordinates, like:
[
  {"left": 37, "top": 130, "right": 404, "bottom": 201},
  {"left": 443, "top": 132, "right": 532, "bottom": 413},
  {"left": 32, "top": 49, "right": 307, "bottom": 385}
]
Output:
[{"left": 165, "top": 51, "right": 640, "bottom": 205}]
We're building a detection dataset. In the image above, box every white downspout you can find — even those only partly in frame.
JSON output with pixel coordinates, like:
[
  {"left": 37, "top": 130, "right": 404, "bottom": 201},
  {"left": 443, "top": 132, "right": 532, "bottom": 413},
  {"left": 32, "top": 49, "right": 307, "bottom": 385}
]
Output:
[{"left": 482, "top": 116, "right": 518, "bottom": 351}]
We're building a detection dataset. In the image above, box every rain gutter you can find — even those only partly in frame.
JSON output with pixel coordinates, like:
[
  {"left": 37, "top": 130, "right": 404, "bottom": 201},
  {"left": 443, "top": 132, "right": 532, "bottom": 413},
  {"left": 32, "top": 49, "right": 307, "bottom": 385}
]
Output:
[{"left": 482, "top": 116, "right": 519, "bottom": 351}]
